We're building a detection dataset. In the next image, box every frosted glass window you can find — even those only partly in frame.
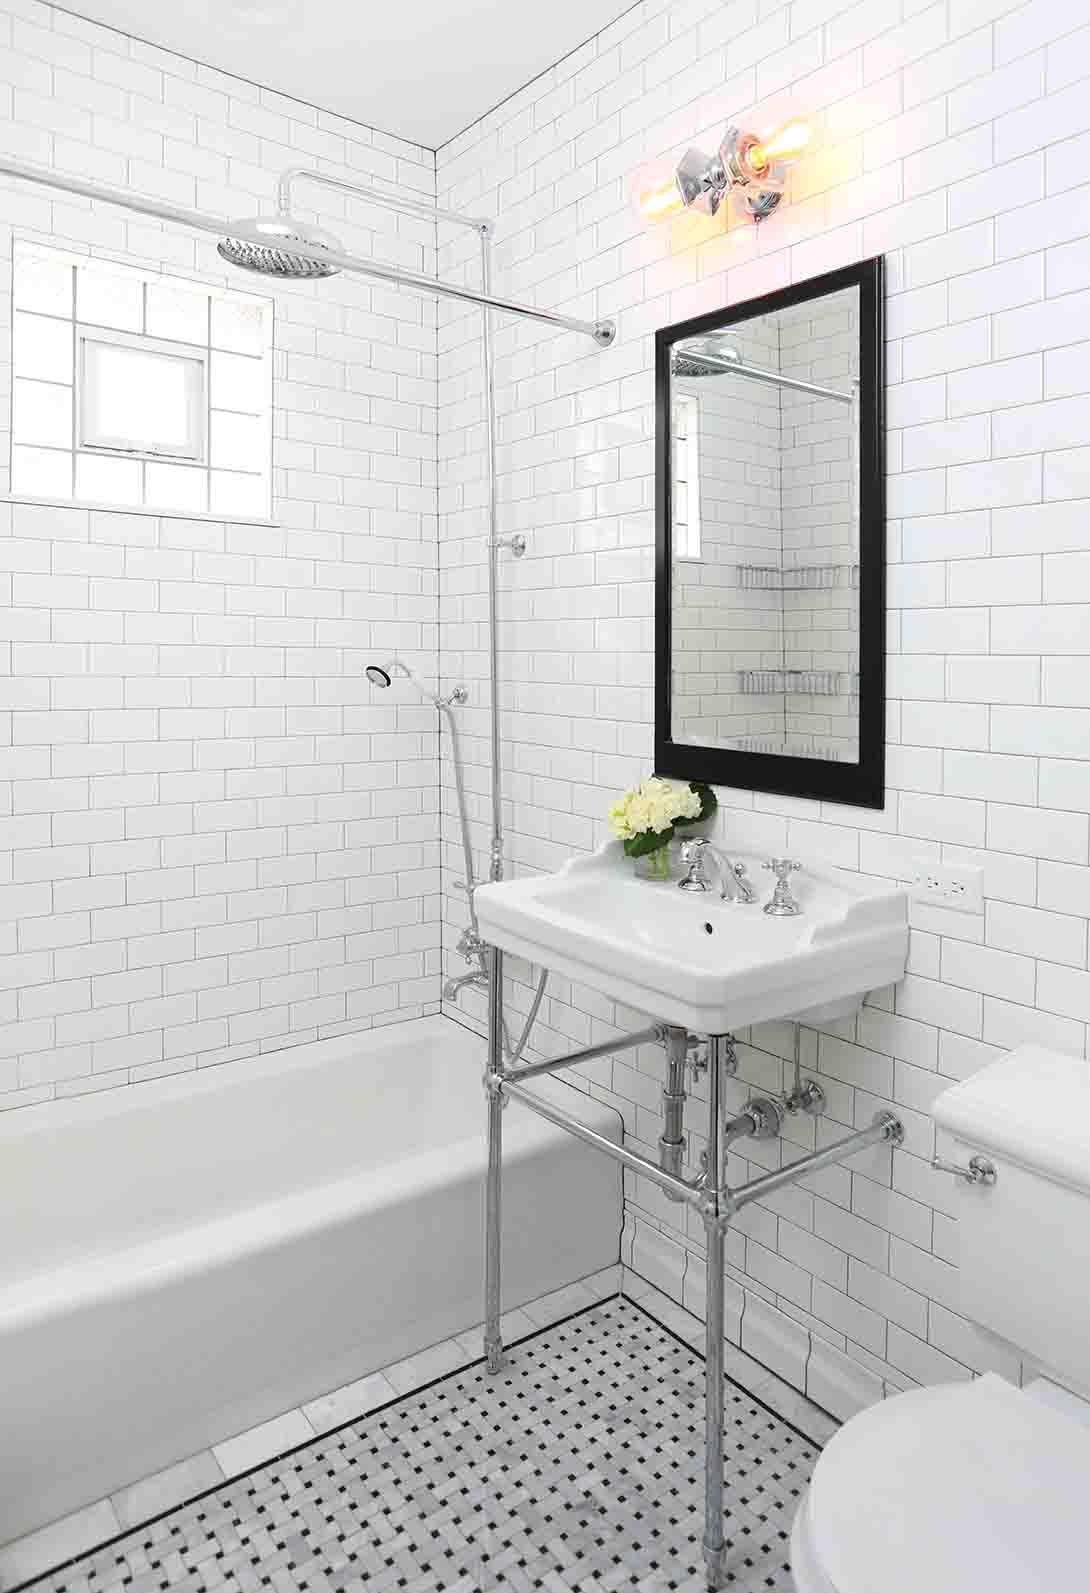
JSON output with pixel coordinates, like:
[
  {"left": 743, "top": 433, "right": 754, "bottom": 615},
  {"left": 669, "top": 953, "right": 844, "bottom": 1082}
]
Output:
[
  {"left": 672, "top": 395, "right": 701, "bottom": 561},
  {"left": 211, "top": 350, "right": 266, "bottom": 411},
  {"left": 12, "top": 445, "right": 70, "bottom": 497},
  {"left": 77, "top": 264, "right": 142, "bottom": 331},
  {"left": 145, "top": 461, "right": 208, "bottom": 514},
  {"left": 76, "top": 452, "right": 142, "bottom": 506},
  {"left": 80, "top": 335, "right": 205, "bottom": 460},
  {"left": 147, "top": 279, "right": 209, "bottom": 344},
  {"left": 212, "top": 295, "right": 266, "bottom": 356},
  {"left": 10, "top": 241, "right": 273, "bottom": 518},
  {"left": 13, "top": 379, "right": 71, "bottom": 447},
  {"left": 14, "top": 250, "right": 72, "bottom": 317},
  {"left": 14, "top": 312, "right": 73, "bottom": 383},
  {"left": 211, "top": 409, "right": 265, "bottom": 471},
  {"left": 210, "top": 469, "right": 266, "bottom": 518}
]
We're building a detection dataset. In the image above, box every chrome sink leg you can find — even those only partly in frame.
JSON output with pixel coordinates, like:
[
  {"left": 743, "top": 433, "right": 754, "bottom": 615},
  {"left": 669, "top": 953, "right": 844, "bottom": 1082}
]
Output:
[
  {"left": 703, "top": 1032, "right": 728, "bottom": 1589},
  {"left": 484, "top": 945, "right": 505, "bottom": 1374}
]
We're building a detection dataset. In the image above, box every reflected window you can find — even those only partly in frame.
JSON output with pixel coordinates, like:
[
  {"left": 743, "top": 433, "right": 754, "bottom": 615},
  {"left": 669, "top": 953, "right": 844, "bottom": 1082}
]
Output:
[{"left": 672, "top": 393, "right": 701, "bottom": 561}]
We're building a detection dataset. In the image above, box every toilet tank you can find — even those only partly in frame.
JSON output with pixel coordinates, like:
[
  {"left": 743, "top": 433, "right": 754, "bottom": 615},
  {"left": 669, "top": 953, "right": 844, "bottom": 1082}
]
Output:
[{"left": 933, "top": 1045, "right": 1090, "bottom": 1395}]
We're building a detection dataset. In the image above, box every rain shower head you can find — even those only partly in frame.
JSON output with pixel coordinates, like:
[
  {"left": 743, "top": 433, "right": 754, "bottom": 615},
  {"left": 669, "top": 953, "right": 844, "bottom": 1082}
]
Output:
[
  {"left": 217, "top": 212, "right": 343, "bottom": 279},
  {"left": 671, "top": 340, "right": 742, "bottom": 379},
  {"left": 365, "top": 665, "right": 393, "bottom": 687}
]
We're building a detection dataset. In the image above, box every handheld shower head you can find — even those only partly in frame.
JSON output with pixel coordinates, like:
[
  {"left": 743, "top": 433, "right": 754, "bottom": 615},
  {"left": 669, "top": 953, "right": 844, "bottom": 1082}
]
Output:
[{"left": 217, "top": 212, "right": 343, "bottom": 279}]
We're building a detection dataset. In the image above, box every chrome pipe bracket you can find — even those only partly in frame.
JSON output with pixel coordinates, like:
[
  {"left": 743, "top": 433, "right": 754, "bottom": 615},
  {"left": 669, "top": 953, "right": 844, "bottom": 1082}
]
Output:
[
  {"left": 495, "top": 533, "right": 527, "bottom": 557},
  {"left": 932, "top": 1153, "right": 997, "bottom": 1186}
]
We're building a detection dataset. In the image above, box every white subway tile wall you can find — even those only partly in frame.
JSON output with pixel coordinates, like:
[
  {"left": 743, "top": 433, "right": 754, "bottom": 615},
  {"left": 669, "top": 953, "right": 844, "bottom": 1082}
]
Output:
[
  {"left": 0, "top": 0, "right": 442, "bottom": 1106},
  {"left": 435, "top": 0, "right": 1090, "bottom": 1406}
]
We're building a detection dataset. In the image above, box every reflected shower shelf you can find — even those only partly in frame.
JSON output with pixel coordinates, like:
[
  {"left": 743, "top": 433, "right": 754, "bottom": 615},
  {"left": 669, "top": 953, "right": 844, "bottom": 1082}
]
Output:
[{"left": 737, "top": 563, "right": 859, "bottom": 591}]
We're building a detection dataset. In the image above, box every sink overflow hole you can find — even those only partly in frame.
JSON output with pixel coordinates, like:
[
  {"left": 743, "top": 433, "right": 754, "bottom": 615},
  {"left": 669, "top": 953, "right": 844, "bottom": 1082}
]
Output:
[{"left": 703, "top": 922, "right": 714, "bottom": 935}]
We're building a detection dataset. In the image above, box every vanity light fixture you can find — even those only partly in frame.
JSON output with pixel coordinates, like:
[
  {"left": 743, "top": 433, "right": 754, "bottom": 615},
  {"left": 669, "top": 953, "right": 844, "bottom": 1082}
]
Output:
[{"left": 639, "top": 119, "right": 811, "bottom": 224}]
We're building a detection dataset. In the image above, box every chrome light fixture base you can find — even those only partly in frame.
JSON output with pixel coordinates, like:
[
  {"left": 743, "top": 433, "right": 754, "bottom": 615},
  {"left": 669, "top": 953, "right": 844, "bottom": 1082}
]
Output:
[{"left": 672, "top": 126, "right": 788, "bottom": 224}]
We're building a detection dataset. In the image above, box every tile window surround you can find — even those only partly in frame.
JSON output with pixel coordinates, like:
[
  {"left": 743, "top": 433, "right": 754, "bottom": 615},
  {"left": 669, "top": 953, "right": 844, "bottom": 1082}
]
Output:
[{"left": 1, "top": 0, "right": 1089, "bottom": 1428}]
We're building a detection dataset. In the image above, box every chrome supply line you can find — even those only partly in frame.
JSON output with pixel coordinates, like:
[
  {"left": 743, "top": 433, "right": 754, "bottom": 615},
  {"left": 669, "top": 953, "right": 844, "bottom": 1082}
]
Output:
[
  {"left": 483, "top": 993, "right": 906, "bottom": 1590},
  {"left": 673, "top": 344, "right": 853, "bottom": 404},
  {"left": 0, "top": 156, "right": 616, "bottom": 347}
]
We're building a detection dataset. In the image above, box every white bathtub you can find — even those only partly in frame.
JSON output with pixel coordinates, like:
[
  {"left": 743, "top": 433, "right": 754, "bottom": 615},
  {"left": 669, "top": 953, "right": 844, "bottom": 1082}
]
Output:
[{"left": 0, "top": 1015, "right": 621, "bottom": 1542}]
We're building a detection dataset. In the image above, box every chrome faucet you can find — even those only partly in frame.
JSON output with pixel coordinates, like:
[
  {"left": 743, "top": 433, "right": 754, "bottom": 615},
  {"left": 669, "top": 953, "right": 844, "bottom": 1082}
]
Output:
[{"left": 678, "top": 837, "right": 758, "bottom": 903}]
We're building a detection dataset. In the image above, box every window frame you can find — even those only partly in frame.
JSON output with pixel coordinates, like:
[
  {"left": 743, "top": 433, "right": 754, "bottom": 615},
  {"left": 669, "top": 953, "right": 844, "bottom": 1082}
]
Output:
[
  {"left": 77, "top": 326, "right": 208, "bottom": 463},
  {"left": 9, "top": 240, "right": 274, "bottom": 522}
]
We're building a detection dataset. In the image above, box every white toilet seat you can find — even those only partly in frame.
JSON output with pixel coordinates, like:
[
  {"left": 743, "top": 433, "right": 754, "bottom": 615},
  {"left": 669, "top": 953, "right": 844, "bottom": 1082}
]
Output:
[{"left": 791, "top": 1373, "right": 1090, "bottom": 1593}]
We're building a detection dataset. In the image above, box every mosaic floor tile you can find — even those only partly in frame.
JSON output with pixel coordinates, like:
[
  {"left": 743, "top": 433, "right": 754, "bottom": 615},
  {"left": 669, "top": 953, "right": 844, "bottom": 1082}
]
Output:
[{"left": 28, "top": 1298, "right": 817, "bottom": 1592}]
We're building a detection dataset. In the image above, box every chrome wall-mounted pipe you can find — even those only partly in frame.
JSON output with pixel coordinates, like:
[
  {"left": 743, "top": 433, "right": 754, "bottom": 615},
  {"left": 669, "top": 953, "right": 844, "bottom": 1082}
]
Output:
[
  {"left": 0, "top": 156, "right": 616, "bottom": 347},
  {"left": 730, "top": 1111, "right": 903, "bottom": 1214},
  {"left": 276, "top": 166, "right": 491, "bottom": 235}
]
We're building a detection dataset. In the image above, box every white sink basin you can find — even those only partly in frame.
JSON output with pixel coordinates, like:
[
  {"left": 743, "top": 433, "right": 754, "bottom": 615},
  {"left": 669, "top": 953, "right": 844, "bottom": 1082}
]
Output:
[{"left": 475, "top": 842, "right": 908, "bottom": 1034}]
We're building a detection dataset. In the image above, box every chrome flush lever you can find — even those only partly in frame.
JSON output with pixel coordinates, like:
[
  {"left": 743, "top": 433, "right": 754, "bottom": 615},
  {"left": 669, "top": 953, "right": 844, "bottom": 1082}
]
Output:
[{"left": 931, "top": 1154, "right": 997, "bottom": 1186}]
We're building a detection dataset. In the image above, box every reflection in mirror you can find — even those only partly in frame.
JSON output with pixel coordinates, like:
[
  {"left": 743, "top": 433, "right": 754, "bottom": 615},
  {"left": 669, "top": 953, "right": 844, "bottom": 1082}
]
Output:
[{"left": 670, "top": 285, "right": 860, "bottom": 762}]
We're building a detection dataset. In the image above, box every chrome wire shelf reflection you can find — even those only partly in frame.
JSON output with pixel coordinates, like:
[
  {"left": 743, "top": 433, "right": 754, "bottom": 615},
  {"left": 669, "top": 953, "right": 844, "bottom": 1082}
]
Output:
[
  {"left": 739, "top": 668, "right": 845, "bottom": 695},
  {"left": 729, "top": 733, "right": 847, "bottom": 760},
  {"left": 737, "top": 563, "right": 859, "bottom": 591}
]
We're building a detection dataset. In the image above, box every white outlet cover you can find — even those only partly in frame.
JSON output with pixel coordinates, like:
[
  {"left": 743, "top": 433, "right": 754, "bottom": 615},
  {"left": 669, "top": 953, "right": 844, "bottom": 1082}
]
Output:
[{"left": 909, "top": 861, "right": 984, "bottom": 915}]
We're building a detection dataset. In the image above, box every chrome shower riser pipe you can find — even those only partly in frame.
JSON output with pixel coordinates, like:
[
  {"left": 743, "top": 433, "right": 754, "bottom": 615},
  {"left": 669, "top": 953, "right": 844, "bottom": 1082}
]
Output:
[
  {"left": 276, "top": 166, "right": 490, "bottom": 235},
  {"left": 0, "top": 156, "right": 616, "bottom": 347},
  {"left": 480, "top": 227, "right": 504, "bottom": 882}
]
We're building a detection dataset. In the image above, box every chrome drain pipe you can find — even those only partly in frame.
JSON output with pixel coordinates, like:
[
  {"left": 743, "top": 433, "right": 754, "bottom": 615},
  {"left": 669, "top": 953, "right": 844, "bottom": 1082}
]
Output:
[{"left": 658, "top": 1026, "right": 690, "bottom": 1199}]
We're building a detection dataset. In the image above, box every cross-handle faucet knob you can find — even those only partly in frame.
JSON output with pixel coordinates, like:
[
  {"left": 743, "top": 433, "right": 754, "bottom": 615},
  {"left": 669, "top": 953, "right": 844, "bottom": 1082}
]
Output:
[{"left": 763, "top": 858, "right": 803, "bottom": 917}]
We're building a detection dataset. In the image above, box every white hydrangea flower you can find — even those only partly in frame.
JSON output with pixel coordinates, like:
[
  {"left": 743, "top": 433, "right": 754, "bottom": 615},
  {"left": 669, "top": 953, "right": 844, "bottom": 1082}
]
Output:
[{"left": 608, "top": 776, "right": 701, "bottom": 841}]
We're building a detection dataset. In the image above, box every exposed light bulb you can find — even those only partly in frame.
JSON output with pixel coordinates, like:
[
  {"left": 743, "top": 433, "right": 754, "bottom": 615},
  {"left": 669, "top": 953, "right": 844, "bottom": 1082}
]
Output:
[
  {"left": 638, "top": 177, "right": 686, "bottom": 221},
  {"left": 751, "top": 120, "right": 811, "bottom": 170}
]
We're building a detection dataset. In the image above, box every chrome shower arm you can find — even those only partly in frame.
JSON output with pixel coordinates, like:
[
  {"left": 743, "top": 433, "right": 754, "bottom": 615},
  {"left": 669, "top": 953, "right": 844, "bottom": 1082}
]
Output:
[
  {"left": 0, "top": 155, "right": 616, "bottom": 347},
  {"left": 276, "top": 166, "right": 491, "bottom": 234}
]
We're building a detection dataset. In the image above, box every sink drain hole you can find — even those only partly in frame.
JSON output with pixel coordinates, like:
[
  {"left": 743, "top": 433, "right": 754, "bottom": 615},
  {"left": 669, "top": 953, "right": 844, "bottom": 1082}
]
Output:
[{"left": 703, "top": 922, "right": 714, "bottom": 934}]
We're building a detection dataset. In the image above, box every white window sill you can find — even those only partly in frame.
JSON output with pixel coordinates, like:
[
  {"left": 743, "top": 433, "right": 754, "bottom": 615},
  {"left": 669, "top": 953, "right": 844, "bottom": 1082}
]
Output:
[{"left": 2, "top": 493, "right": 280, "bottom": 530}]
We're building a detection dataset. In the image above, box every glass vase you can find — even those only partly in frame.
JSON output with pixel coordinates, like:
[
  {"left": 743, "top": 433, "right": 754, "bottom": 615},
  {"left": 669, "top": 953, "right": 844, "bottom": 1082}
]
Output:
[{"left": 633, "top": 840, "right": 676, "bottom": 881}]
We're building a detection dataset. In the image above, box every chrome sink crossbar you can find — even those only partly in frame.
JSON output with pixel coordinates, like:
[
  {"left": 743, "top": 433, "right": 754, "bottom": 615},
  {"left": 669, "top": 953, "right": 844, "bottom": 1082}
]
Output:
[
  {"left": 481, "top": 943, "right": 905, "bottom": 1590},
  {"left": 502, "top": 1023, "right": 663, "bottom": 1084}
]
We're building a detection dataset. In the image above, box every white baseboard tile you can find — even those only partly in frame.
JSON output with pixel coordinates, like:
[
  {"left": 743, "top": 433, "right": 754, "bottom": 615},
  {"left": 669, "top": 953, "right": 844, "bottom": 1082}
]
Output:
[
  {"left": 629, "top": 1216, "right": 688, "bottom": 1304},
  {"left": 680, "top": 1251, "right": 745, "bottom": 1346},
  {"left": 806, "top": 1335, "right": 884, "bottom": 1422},
  {"left": 740, "top": 1292, "right": 811, "bottom": 1390}
]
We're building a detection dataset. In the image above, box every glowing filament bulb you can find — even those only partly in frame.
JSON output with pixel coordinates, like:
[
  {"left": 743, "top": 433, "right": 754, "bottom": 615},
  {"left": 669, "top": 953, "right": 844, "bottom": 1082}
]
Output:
[
  {"left": 639, "top": 177, "right": 685, "bottom": 221},
  {"left": 751, "top": 120, "right": 811, "bottom": 171}
]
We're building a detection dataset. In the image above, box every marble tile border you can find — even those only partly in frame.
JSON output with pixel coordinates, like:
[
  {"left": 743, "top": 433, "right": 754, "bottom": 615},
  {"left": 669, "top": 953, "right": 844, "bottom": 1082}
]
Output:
[
  {"left": 624, "top": 1265, "right": 841, "bottom": 1449},
  {"left": 0, "top": 1257, "right": 835, "bottom": 1590},
  {"left": 0, "top": 1266, "right": 620, "bottom": 1591}
]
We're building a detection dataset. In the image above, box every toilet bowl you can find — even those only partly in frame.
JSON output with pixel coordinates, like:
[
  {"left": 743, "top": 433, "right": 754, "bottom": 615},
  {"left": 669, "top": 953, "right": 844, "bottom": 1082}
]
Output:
[
  {"left": 789, "top": 1045, "right": 1090, "bottom": 1592},
  {"left": 790, "top": 1374, "right": 1090, "bottom": 1592}
]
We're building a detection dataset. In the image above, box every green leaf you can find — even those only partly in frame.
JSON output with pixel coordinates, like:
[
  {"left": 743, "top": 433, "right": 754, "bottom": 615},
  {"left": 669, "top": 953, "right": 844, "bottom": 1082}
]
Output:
[
  {"left": 673, "top": 781, "right": 718, "bottom": 828},
  {"left": 623, "top": 828, "right": 673, "bottom": 858}
]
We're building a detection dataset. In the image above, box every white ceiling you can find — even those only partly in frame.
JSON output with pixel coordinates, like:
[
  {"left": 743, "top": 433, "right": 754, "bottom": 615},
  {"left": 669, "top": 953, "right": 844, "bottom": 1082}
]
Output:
[{"left": 61, "top": 0, "right": 634, "bottom": 149}]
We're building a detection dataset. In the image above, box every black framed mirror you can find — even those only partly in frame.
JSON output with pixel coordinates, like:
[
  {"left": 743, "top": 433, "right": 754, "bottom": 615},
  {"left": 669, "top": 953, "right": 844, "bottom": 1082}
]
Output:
[{"left": 654, "top": 257, "right": 885, "bottom": 808}]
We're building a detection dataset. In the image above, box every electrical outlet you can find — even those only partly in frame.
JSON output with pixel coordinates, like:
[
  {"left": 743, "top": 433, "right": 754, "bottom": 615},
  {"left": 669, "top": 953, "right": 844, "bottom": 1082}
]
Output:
[{"left": 909, "top": 861, "right": 984, "bottom": 915}]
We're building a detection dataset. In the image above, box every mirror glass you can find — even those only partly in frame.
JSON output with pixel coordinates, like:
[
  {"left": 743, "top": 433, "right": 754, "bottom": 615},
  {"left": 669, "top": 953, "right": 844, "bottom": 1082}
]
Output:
[{"left": 655, "top": 259, "right": 884, "bottom": 808}]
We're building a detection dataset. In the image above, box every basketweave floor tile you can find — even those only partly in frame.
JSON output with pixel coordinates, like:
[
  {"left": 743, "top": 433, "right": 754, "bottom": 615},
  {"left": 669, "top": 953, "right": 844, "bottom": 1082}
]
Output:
[{"left": 27, "top": 1298, "right": 820, "bottom": 1593}]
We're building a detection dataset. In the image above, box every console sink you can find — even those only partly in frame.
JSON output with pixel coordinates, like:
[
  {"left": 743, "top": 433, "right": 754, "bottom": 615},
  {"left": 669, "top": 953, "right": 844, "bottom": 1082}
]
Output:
[{"left": 475, "top": 842, "right": 908, "bottom": 1034}]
